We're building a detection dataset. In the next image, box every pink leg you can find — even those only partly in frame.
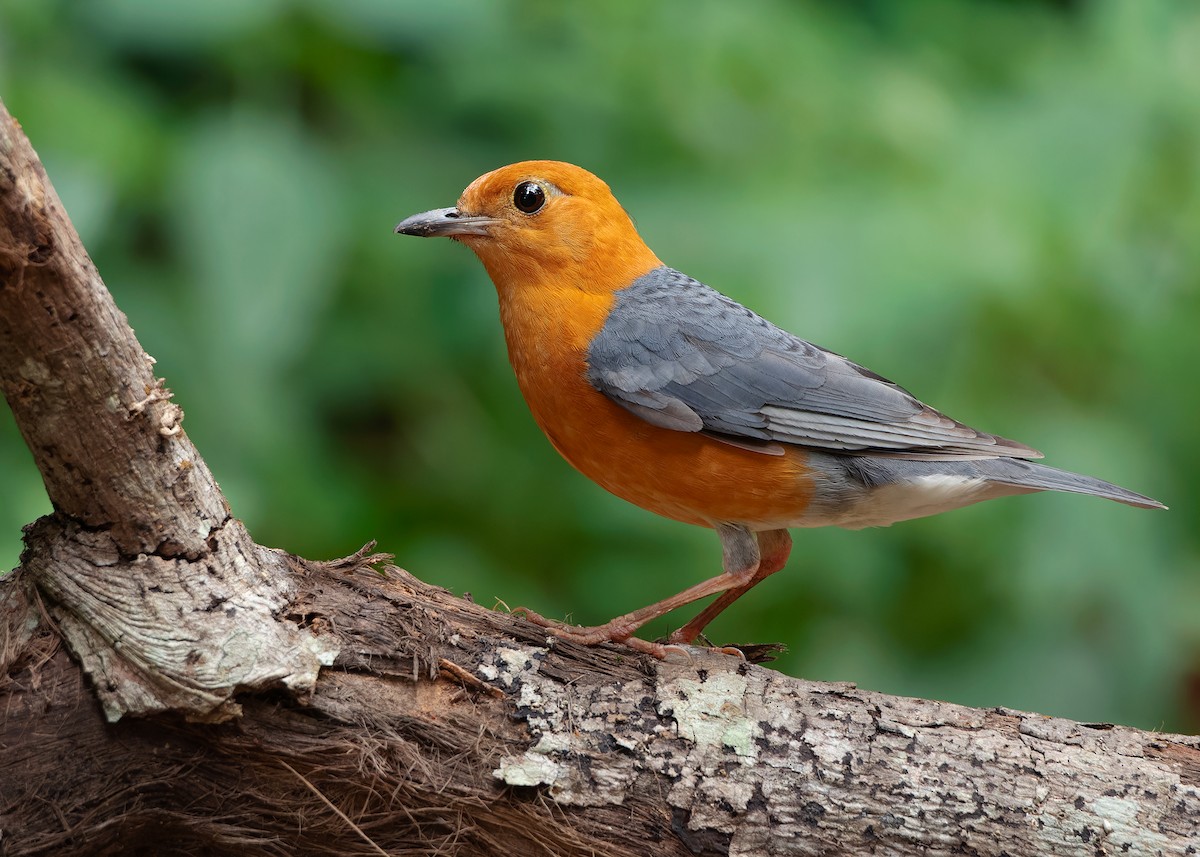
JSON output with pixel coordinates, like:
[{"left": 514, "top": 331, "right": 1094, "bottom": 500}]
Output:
[
  {"left": 668, "top": 529, "right": 792, "bottom": 645},
  {"left": 513, "top": 525, "right": 790, "bottom": 658}
]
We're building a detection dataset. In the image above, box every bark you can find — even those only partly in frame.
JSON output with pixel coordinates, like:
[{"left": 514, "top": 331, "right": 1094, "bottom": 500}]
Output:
[
  {"left": 1, "top": 97, "right": 1198, "bottom": 857},
  {"left": 0, "top": 103, "right": 331, "bottom": 724}
]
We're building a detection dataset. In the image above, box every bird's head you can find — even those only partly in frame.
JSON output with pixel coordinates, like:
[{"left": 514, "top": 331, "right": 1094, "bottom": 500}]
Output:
[{"left": 395, "top": 161, "right": 661, "bottom": 295}]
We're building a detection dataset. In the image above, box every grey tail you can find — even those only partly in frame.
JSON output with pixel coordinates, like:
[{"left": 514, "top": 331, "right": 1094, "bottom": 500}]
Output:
[
  {"left": 968, "top": 458, "right": 1166, "bottom": 510},
  {"left": 844, "top": 455, "right": 1166, "bottom": 510}
]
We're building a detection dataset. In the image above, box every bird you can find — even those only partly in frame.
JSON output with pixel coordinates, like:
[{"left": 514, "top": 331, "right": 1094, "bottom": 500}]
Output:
[{"left": 395, "top": 160, "right": 1165, "bottom": 658}]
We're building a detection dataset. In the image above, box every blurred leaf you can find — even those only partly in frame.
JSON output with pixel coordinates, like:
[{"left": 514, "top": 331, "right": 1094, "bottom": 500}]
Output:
[
  {"left": 81, "top": 0, "right": 288, "bottom": 51},
  {"left": 172, "top": 111, "right": 343, "bottom": 374}
]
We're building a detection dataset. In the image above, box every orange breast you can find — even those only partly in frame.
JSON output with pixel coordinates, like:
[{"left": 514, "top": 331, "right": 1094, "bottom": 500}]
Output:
[{"left": 497, "top": 287, "right": 814, "bottom": 530}]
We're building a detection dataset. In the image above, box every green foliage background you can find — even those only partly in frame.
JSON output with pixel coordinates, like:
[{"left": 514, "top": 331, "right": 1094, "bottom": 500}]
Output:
[{"left": 1, "top": 0, "right": 1196, "bottom": 730}]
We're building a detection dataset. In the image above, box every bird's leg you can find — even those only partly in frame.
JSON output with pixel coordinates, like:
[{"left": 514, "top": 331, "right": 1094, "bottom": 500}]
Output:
[
  {"left": 668, "top": 528, "right": 792, "bottom": 645},
  {"left": 512, "top": 523, "right": 765, "bottom": 656}
]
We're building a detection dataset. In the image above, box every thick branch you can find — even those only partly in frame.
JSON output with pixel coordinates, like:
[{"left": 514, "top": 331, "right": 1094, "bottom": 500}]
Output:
[
  {"left": 1, "top": 97, "right": 1198, "bottom": 856},
  {"left": 0, "top": 101, "right": 222, "bottom": 558},
  {"left": 5, "top": 558, "right": 1200, "bottom": 856},
  {"left": 0, "top": 100, "right": 332, "bottom": 721}
]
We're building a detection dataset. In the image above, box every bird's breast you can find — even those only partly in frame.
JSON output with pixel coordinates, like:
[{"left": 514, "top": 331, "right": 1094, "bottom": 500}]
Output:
[{"left": 496, "top": 288, "right": 814, "bottom": 529}]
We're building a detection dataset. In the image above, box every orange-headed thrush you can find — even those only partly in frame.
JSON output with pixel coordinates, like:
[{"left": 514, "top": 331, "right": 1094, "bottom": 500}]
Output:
[{"left": 396, "top": 160, "right": 1165, "bottom": 657}]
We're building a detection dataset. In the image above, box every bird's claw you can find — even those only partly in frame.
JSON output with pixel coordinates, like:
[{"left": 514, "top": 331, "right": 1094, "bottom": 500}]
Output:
[{"left": 509, "top": 606, "right": 752, "bottom": 661}]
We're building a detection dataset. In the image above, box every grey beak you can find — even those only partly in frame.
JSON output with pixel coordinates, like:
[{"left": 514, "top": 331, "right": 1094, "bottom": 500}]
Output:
[{"left": 394, "top": 207, "right": 497, "bottom": 238}]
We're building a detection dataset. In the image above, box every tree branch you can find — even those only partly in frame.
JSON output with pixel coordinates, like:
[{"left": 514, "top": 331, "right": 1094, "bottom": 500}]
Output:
[
  {"left": 2, "top": 97, "right": 1198, "bottom": 856},
  {"left": 0, "top": 105, "right": 221, "bottom": 557},
  {"left": 0, "top": 99, "right": 332, "bottom": 722}
]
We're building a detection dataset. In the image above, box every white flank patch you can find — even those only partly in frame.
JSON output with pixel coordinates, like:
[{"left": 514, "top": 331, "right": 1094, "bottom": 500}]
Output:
[{"left": 815, "top": 474, "right": 998, "bottom": 530}]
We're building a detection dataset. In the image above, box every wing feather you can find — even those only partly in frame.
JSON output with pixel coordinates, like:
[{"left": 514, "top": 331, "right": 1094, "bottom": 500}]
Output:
[{"left": 587, "top": 267, "right": 1040, "bottom": 460}]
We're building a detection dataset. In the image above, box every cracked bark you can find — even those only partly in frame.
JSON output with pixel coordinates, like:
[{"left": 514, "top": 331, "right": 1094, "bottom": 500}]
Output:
[{"left": 1, "top": 97, "right": 1198, "bottom": 856}]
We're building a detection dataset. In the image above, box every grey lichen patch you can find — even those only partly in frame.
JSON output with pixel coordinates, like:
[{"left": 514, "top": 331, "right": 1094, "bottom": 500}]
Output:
[
  {"left": 481, "top": 640, "right": 1200, "bottom": 854},
  {"left": 658, "top": 669, "right": 759, "bottom": 758},
  {"left": 495, "top": 748, "right": 567, "bottom": 788},
  {"left": 491, "top": 647, "right": 780, "bottom": 817},
  {"left": 490, "top": 642, "right": 658, "bottom": 805},
  {"left": 658, "top": 663, "right": 788, "bottom": 845}
]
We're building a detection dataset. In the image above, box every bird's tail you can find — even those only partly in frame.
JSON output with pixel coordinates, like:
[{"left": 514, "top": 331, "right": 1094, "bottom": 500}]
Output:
[{"left": 968, "top": 458, "right": 1165, "bottom": 510}]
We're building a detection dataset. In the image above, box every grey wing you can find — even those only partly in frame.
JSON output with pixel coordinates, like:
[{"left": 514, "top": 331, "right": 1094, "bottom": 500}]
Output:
[{"left": 586, "top": 267, "right": 1041, "bottom": 460}]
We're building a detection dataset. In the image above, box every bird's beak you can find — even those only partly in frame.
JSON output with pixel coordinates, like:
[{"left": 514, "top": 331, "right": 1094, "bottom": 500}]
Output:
[{"left": 394, "top": 207, "right": 497, "bottom": 238}]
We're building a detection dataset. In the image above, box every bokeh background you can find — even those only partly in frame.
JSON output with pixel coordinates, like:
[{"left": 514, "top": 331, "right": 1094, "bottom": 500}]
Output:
[{"left": 1, "top": 0, "right": 1197, "bottom": 731}]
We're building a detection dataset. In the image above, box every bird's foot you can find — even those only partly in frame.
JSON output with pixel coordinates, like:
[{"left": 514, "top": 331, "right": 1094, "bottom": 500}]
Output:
[
  {"left": 665, "top": 629, "right": 786, "bottom": 664},
  {"left": 510, "top": 606, "right": 638, "bottom": 645},
  {"left": 511, "top": 607, "right": 743, "bottom": 661},
  {"left": 510, "top": 606, "right": 771, "bottom": 661},
  {"left": 719, "top": 642, "right": 786, "bottom": 664},
  {"left": 512, "top": 606, "right": 665, "bottom": 654}
]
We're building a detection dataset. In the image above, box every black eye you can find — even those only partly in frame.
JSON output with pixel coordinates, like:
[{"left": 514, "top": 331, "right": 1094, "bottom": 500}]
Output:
[{"left": 513, "top": 181, "right": 546, "bottom": 214}]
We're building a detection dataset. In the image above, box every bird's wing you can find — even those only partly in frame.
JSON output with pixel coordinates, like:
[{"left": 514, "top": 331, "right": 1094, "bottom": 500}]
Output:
[{"left": 586, "top": 267, "right": 1040, "bottom": 460}]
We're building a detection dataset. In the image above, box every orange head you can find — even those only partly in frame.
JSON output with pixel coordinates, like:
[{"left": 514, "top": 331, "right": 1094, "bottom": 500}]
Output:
[{"left": 394, "top": 161, "right": 662, "bottom": 296}]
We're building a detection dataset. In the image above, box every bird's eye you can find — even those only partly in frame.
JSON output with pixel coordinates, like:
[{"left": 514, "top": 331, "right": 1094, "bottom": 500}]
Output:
[{"left": 513, "top": 181, "right": 546, "bottom": 214}]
